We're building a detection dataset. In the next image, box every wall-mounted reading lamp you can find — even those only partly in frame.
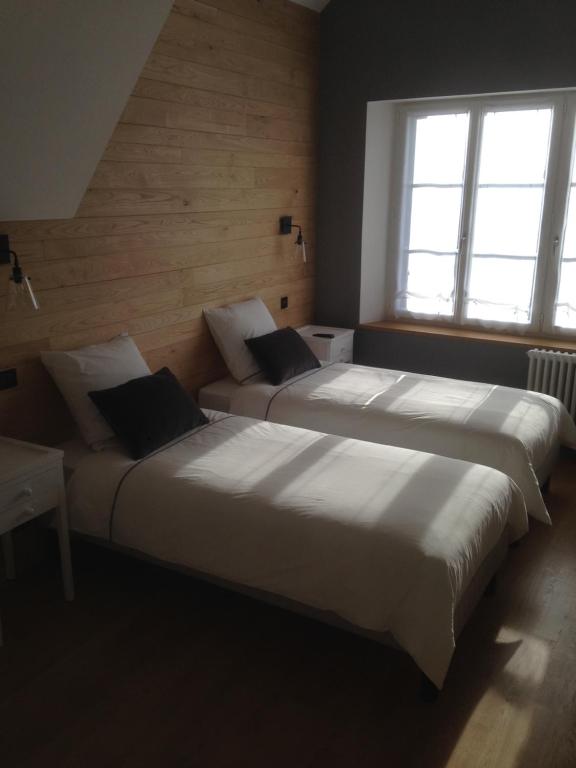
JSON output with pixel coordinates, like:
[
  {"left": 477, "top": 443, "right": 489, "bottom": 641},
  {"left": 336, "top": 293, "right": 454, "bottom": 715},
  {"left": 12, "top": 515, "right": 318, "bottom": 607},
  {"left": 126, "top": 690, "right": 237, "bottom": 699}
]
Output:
[
  {"left": 0, "top": 234, "right": 40, "bottom": 312},
  {"left": 279, "top": 215, "right": 307, "bottom": 262}
]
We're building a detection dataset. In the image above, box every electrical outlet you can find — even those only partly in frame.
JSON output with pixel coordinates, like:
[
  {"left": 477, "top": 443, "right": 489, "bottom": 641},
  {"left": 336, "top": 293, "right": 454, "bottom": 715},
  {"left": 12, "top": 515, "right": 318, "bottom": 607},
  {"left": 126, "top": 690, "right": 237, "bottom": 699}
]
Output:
[
  {"left": 0, "top": 368, "right": 18, "bottom": 390},
  {"left": 280, "top": 296, "right": 288, "bottom": 310}
]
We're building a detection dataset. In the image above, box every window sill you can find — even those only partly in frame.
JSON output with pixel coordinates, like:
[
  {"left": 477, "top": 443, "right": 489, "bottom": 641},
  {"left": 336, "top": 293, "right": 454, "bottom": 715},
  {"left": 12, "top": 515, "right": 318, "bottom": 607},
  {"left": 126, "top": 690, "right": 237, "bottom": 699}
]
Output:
[{"left": 359, "top": 321, "right": 576, "bottom": 352}]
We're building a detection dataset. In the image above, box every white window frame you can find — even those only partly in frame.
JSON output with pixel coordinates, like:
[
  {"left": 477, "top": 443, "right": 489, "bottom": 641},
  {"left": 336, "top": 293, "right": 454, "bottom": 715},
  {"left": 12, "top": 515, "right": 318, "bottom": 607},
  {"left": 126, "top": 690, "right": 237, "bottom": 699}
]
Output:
[
  {"left": 386, "top": 89, "right": 576, "bottom": 337},
  {"left": 543, "top": 99, "right": 576, "bottom": 337}
]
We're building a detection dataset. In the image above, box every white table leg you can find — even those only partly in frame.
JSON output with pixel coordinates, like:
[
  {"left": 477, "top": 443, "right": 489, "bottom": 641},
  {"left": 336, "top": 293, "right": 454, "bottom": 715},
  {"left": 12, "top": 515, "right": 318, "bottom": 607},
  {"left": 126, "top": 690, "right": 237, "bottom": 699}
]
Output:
[
  {"left": 55, "top": 483, "right": 74, "bottom": 602},
  {"left": 2, "top": 532, "right": 16, "bottom": 580},
  {"left": 0, "top": 532, "right": 14, "bottom": 647}
]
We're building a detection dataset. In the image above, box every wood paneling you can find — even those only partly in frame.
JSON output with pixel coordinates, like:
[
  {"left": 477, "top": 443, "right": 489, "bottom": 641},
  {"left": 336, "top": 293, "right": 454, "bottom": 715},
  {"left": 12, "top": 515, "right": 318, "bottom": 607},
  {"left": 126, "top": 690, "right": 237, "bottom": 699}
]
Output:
[{"left": 0, "top": 0, "right": 318, "bottom": 445}]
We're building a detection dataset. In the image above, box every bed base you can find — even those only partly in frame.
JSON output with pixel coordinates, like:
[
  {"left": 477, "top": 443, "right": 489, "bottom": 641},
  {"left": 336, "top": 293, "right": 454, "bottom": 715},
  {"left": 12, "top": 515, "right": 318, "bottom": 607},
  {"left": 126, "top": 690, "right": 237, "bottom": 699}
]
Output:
[
  {"left": 536, "top": 443, "right": 560, "bottom": 492},
  {"left": 420, "top": 673, "right": 441, "bottom": 702},
  {"left": 71, "top": 527, "right": 510, "bottom": 700}
]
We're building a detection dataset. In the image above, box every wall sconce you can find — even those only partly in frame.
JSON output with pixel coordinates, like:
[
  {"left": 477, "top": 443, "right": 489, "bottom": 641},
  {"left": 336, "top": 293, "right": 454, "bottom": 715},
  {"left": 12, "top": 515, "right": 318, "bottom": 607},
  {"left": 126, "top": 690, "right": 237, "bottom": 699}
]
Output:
[
  {"left": 0, "top": 234, "right": 40, "bottom": 312},
  {"left": 279, "top": 215, "right": 307, "bottom": 262}
]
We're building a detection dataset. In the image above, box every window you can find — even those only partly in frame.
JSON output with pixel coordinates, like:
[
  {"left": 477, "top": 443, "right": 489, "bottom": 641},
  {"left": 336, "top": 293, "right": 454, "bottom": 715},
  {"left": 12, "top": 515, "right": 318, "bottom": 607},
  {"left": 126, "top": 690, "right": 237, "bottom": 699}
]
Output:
[{"left": 389, "top": 91, "right": 576, "bottom": 336}]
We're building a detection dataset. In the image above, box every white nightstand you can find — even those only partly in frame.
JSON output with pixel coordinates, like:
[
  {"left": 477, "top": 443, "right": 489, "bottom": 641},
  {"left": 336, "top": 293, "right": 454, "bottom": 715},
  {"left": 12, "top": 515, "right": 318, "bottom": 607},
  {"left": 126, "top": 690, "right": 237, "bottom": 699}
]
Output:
[
  {"left": 297, "top": 325, "right": 355, "bottom": 363},
  {"left": 0, "top": 437, "right": 74, "bottom": 644}
]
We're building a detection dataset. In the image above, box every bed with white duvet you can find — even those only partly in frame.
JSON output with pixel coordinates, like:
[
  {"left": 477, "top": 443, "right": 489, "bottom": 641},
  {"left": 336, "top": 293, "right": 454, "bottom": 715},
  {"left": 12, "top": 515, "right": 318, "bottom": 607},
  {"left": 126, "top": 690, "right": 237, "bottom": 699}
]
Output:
[
  {"left": 67, "top": 410, "right": 528, "bottom": 690},
  {"left": 199, "top": 363, "right": 576, "bottom": 524}
]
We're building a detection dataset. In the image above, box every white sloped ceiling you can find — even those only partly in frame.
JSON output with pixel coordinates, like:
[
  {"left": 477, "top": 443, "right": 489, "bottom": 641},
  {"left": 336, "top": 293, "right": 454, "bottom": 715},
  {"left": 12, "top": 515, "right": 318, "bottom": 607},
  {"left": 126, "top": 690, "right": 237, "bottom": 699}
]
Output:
[{"left": 0, "top": 0, "right": 173, "bottom": 221}]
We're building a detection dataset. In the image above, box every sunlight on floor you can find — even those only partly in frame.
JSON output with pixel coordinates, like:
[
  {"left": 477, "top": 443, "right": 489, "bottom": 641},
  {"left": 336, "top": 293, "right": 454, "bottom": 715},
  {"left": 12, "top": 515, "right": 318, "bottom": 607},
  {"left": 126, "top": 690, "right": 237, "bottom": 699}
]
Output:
[{"left": 447, "top": 629, "right": 552, "bottom": 768}]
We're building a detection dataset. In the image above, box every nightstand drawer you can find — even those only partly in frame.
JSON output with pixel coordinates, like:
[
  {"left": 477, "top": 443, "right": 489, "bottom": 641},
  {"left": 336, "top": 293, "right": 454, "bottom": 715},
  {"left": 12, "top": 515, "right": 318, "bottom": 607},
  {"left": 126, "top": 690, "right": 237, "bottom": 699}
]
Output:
[{"left": 0, "top": 467, "right": 60, "bottom": 532}]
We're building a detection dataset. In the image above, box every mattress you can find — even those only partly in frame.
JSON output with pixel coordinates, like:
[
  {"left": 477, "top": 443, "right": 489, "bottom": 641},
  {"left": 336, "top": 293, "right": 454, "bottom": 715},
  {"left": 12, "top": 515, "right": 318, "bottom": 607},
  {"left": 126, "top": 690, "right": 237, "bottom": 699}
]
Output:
[
  {"left": 66, "top": 409, "right": 528, "bottom": 688},
  {"left": 199, "top": 364, "right": 576, "bottom": 523}
]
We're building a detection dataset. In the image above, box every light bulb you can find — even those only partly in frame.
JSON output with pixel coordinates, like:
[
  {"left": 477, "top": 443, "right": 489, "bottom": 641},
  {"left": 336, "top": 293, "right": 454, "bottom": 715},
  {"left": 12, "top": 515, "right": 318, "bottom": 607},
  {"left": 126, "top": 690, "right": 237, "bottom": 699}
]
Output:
[
  {"left": 294, "top": 227, "right": 307, "bottom": 263},
  {"left": 7, "top": 274, "right": 39, "bottom": 312}
]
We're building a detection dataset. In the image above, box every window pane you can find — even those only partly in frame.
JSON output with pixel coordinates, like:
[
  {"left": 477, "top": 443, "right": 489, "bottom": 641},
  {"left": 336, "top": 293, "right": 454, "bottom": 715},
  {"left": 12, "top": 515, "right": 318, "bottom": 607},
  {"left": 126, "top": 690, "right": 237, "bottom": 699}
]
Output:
[
  {"left": 466, "top": 107, "right": 552, "bottom": 326},
  {"left": 409, "top": 187, "right": 463, "bottom": 253},
  {"left": 413, "top": 113, "right": 469, "bottom": 184},
  {"left": 466, "top": 257, "right": 535, "bottom": 324},
  {"left": 479, "top": 109, "right": 552, "bottom": 184},
  {"left": 399, "top": 111, "right": 468, "bottom": 319},
  {"left": 405, "top": 252, "right": 455, "bottom": 316},
  {"left": 473, "top": 187, "right": 544, "bottom": 256},
  {"left": 555, "top": 261, "right": 576, "bottom": 329},
  {"left": 555, "top": 187, "right": 576, "bottom": 328}
]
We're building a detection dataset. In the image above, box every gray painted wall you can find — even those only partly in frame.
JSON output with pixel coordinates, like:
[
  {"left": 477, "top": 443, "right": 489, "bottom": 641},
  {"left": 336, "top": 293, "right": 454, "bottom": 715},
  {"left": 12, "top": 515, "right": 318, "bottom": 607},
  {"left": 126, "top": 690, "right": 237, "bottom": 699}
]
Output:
[
  {"left": 316, "top": 0, "right": 576, "bottom": 329},
  {"left": 354, "top": 328, "right": 529, "bottom": 389},
  {"left": 0, "top": 0, "right": 172, "bottom": 220}
]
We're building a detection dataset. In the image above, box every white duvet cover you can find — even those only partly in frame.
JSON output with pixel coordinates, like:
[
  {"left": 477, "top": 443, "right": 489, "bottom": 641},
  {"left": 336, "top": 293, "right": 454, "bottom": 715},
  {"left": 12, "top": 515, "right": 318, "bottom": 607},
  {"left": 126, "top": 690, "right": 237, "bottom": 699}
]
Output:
[
  {"left": 67, "top": 411, "right": 528, "bottom": 688},
  {"left": 219, "top": 364, "right": 576, "bottom": 524}
]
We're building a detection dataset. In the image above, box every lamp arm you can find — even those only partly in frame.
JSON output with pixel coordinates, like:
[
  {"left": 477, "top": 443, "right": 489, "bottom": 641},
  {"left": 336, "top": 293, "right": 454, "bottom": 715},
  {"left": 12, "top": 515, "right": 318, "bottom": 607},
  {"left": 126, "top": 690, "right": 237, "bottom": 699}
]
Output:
[
  {"left": 289, "top": 224, "right": 304, "bottom": 243},
  {"left": 8, "top": 250, "right": 24, "bottom": 283}
]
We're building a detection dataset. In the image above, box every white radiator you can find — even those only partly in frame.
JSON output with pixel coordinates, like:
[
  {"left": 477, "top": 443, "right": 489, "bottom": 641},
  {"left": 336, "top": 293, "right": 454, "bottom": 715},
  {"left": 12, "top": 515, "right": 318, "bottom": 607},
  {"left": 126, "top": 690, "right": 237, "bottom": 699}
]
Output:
[{"left": 527, "top": 348, "right": 576, "bottom": 418}]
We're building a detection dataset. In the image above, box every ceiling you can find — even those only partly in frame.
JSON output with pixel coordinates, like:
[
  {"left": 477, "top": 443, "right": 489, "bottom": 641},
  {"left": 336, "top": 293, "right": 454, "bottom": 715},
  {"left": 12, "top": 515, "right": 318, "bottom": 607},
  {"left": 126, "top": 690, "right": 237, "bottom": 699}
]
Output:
[
  {"left": 291, "top": 0, "right": 330, "bottom": 11},
  {"left": 0, "top": 0, "right": 172, "bottom": 220}
]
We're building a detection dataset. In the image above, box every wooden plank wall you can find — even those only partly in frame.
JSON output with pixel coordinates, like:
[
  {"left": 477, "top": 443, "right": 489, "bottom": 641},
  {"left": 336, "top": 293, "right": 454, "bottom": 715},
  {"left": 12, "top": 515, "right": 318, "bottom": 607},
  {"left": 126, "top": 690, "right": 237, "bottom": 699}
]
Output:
[{"left": 0, "top": 0, "right": 318, "bottom": 445}]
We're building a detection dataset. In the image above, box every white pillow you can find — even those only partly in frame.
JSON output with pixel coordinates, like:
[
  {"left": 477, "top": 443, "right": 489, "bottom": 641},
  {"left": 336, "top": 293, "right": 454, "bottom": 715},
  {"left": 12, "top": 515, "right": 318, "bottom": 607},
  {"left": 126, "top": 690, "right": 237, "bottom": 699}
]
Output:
[
  {"left": 41, "top": 334, "right": 151, "bottom": 448},
  {"left": 204, "top": 298, "right": 277, "bottom": 383}
]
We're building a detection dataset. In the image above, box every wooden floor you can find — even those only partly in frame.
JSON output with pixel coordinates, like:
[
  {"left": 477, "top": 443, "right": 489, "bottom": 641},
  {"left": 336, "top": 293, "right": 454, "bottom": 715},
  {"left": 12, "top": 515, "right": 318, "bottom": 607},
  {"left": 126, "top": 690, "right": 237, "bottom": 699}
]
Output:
[{"left": 1, "top": 455, "right": 575, "bottom": 768}]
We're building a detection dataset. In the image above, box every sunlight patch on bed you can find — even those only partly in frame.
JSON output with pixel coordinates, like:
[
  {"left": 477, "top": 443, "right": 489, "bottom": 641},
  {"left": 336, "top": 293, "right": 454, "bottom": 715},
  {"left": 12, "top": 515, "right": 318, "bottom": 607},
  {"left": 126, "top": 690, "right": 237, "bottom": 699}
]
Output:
[
  {"left": 367, "top": 376, "right": 495, "bottom": 420},
  {"left": 270, "top": 448, "right": 433, "bottom": 521},
  {"left": 362, "top": 375, "right": 406, "bottom": 407},
  {"left": 304, "top": 365, "right": 399, "bottom": 404},
  {"left": 498, "top": 396, "right": 556, "bottom": 437}
]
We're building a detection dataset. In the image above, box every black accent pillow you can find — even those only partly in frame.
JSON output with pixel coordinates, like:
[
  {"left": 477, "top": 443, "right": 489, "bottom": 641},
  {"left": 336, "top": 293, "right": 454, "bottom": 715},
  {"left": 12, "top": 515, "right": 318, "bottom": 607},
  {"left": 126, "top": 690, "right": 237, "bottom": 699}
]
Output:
[
  {"left": 245, "top": 327, "right": 321, "bottom": 386},
  {"left": 88, "top": 367, "right": 208, "bottom": 460}
]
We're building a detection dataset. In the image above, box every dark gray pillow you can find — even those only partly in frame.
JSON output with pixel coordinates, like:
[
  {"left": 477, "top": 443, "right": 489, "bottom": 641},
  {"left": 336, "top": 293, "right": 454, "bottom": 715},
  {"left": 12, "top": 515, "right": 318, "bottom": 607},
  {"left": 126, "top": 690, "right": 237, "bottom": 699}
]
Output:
[
  {"left": 88, "top": 367, "right": 208, "bottom": 460},
  {"left": 245, "top": 327, "right": 320, "bottom": 386}
]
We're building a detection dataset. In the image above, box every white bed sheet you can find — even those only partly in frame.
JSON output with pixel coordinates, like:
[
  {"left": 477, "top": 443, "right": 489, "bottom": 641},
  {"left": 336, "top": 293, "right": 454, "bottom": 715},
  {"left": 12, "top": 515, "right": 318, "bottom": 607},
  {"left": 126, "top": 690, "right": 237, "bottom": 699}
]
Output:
[
  {"left": 67, "top": 410, "right": 528, "bottom": 688},
  {"left": 200, "top": 364, "right": 576, "bottom": 523}
]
